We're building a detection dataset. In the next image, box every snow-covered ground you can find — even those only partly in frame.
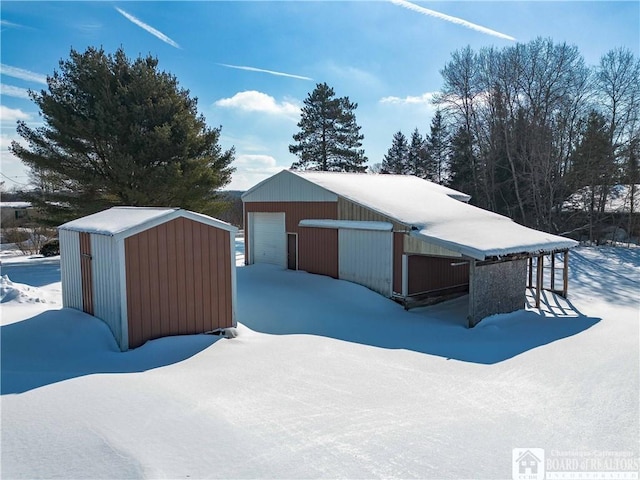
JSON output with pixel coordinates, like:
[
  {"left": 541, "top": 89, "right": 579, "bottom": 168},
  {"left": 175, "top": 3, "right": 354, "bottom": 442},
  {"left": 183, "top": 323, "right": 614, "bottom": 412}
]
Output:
[{"left": 1, "top": 241, "right": 638, "bottom": 479}]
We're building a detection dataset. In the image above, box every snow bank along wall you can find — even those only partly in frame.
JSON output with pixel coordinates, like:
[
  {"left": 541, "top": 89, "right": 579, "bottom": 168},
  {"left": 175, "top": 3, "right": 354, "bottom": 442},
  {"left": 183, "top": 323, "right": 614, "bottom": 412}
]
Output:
[{"left": 59, "top": 208, "right": 237, "bottom": 350}]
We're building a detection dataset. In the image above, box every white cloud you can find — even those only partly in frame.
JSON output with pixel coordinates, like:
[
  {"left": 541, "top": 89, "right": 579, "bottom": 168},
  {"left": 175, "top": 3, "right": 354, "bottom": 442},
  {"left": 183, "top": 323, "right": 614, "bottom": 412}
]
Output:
[
  {"left": 226, "top": 154, "right": 285, "bottom": 191},
  {"left": 217, "top": 64, "right": 312, "bottom": 81},
  {"left": 380, "top": 92, "right": 436, "bottom": 106},
  {"left": 0, "top": 64, "right": 47, "bottom": 84},
  {"left": 389, "top": 0, "right": 516, "bottom": 42},
  {"left": 215, "top": 91, "right": 301, "bottom": 119},
  {"left": 0, "top": 105, "right": 31, "bottom": 122},
  {"left": 115, "top": 7, "right": 180, "bottom": 49},
  {"left": 1, "top": 84, "right": 31, "bottom": 99}
]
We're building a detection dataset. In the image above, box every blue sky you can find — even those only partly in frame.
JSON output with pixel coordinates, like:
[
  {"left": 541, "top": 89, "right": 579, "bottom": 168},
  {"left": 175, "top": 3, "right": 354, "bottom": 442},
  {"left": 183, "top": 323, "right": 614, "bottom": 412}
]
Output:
[{"left": 1, "top": 1, "right": 639, "bottom": 191}]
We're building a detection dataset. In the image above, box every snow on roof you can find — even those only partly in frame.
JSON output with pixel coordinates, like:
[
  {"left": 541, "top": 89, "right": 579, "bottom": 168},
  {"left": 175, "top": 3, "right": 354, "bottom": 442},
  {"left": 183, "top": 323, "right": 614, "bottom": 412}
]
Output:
[
  {"left": 0, "top": 202, "right": 31, "bottom": 209},
  {"left": 59, "top": 207, "right": 178, "bottom": 235},
  {"left": 59, "top": 207, "right": 237, "bottom": 237},
  {"left": 290, "top": 171, "right": 577, "bottom": 260},
  {"left": 299, "top": 219, "right": 393, "bottom": 231},
  {"left": 293, "top": 171, "right": 471, "bottom": 203}
]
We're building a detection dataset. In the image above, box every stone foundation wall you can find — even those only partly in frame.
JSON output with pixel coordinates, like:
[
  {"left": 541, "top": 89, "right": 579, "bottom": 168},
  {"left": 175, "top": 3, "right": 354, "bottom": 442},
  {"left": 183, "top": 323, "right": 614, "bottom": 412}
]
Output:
[{"left": 468, "top": 259, "right": 527, "bottom": 327}]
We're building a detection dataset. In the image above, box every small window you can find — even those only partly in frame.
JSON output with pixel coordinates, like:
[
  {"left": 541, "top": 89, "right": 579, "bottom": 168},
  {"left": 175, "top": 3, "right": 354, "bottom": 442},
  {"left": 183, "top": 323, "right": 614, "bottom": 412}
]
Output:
[{"left": 14, "top": 210, "right": 27, "bottom": 219}]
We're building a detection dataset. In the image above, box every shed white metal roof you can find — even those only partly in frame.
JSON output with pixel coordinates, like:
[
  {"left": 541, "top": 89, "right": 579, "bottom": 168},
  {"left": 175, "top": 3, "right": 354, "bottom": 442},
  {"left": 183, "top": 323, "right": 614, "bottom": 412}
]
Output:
[
  {"left": 245, "top": 170, "right": 577, "bottom": 260},
  {"left": 58, "top": 207, "right": 237, "bottom": 238}
]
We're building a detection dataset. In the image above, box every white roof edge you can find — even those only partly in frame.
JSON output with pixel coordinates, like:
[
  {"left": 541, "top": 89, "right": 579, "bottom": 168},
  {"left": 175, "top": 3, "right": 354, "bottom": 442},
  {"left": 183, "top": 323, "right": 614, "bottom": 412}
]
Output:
[
  {"left": 59, "top": 207, "right": 237, "bottom": 238},
  {"left": 299, "top": 219, "right": 393, "bottom": 231},
  {"left": 410, "top": 231, "right": 579, "bottom": 261}
]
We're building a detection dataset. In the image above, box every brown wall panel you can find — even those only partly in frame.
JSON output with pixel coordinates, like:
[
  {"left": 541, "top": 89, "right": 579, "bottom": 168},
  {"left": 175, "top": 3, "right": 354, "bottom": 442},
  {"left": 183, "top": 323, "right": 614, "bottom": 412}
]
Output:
[
  {"left": 125, "top": 218, "right": 233, "bottom": 349},
  {"left": 245, "top": 201, "right": 337, "bottom": 232},
  {"left": 244, "top": 201, "right": 337, "bottom": 267},
  {"left": 298, "top": 227, "right": 338, "bottom": 278},
  {"left": 338, "top": 197, "right": 408, "bottom": 231},
  {"left": 393, "top": 232, "right": 404, "bottom": 294},
  {"left": 79, "top": 232, "right": 94, "bottom": 315},
  {"left": 408, "top": 255, "right": 469, "bottom": 296}
]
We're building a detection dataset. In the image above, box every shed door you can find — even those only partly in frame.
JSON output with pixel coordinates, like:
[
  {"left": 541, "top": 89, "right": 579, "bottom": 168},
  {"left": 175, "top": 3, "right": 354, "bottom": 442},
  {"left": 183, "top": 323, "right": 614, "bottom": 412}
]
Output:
[
  {"left": 338, "top": 229, "right": 393, "bottom": 296},
  {"left": 251, "top": 212, "right": 286, "bottom": 267},
  {"left": 79, "top": 232, "right": 94, "bottom": 315}
]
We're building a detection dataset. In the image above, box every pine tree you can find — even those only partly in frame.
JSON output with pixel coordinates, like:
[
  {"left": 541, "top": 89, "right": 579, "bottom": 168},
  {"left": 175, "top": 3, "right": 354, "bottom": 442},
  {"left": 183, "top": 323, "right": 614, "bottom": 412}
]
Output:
[
  {"left": 289, "top": 83, "right": 367, "bottom": 172},
  {"left": 406, "top": 128, "right": 430, "bottom": 178},
  {"left": 447, "top": 127, "right": 476, "bottom": 198},
  {"left": 382, "top": 131, "right": 409, "bottom": 174},
  {"left": 425, "top": 110, "right": 449, "bottom": 184},
  {"left": 10, "top": 47, "right": 234, "bottom": 222},
  {"left": 569, "top": 111, "right": 617, "bottom": 242}
]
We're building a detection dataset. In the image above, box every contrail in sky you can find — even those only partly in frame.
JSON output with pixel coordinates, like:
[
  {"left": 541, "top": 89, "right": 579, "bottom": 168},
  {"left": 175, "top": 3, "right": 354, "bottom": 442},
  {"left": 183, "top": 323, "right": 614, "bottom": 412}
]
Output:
[
  {"left": 115, "top": 7, "right": 180, "bottom": 49},
  {"left": 218, "top": 63, "right": 313, "bottom": 81},
  {"left": 0, "top": 64, "right": 47, "bottom": 84},
  {"left": 389, "top": 0, "right": 516, "bottom": 41}
]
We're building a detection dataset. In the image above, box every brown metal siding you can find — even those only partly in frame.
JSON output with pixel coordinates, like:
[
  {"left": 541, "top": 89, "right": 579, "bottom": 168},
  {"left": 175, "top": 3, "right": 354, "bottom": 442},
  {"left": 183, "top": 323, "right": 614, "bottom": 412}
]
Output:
[
  {"left": 79, "top": 232, "right": 94, "bottom": 315},
  {"left": 244, "top": 202, "right": 337, "bottom": 233},
  {"left": 393, "top": 232, "right": 404, "bottom": 294},
  {"left": 125, "top": 217, "right": 232, "bottom": 349},
  {"left": 244, "top": 201, "right": 337, "bottom": 266},
  {"left": 298, "top": 227, "right": 339, "bottom": 279},
  {"left": 408, "top": 255, "right": 470, "bottom": 295}
]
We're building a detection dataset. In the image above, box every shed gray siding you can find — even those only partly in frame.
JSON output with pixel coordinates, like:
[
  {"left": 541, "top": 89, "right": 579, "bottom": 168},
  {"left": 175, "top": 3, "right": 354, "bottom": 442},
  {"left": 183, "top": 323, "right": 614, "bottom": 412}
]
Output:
[
  {"left": 60, "top": 229, "right": 82, "bottom": 310},
  {"left": 91, "top": 234, "right": 123, "bottom": 347}
]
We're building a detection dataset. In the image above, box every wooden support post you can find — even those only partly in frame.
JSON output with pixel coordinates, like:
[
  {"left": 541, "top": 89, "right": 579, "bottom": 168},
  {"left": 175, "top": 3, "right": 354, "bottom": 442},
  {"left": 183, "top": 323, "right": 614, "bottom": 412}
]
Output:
[
  {"left": 550, "top": 253, "right": 556, "bottom": 291},
  {"left": 562, "top": 250, "right": 569, "bottom": 298},
  {"left": 528, "top": 257, "right": 533, "bottom": 288},
  {"left": 536, "top": 255, "right": 543, "bottom": 308}
]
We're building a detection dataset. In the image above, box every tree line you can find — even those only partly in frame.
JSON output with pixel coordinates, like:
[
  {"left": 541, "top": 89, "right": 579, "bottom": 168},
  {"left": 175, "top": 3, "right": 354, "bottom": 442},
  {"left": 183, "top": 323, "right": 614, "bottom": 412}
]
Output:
[{"left": 10, "top": 40, "right": 639, "bottom": 242}]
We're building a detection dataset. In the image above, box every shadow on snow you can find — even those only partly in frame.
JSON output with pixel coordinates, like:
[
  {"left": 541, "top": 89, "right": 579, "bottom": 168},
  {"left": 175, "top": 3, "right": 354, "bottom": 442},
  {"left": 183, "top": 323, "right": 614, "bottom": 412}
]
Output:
[
  {"left": 237, "top": 265, "right": 600, "bottom": 365},
  {"left": 1, "top": 258, "right": 61, "bottom": 288},
  {"left": 1, "top": 308, "right": 220, "bottom": 395}
]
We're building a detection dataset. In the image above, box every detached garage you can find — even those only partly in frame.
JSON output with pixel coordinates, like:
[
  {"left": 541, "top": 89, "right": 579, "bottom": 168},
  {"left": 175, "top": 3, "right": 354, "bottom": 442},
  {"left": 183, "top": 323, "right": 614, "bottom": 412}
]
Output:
[
  {"left": 59, "top": 207, "right": 237, "bottom": 350},
  {"left": 242, "top": 170, "right": 578, "bottom": 326}
]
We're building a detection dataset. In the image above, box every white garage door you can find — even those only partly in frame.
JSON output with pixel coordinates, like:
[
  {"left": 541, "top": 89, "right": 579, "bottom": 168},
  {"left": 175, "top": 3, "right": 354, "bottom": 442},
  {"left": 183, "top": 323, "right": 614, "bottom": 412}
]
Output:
[
  {"left": 251, "top": 212, "right": 286, "bottom": 267},
  {"left": 339, "top": 229, "right": 393, "bottom": 296}
]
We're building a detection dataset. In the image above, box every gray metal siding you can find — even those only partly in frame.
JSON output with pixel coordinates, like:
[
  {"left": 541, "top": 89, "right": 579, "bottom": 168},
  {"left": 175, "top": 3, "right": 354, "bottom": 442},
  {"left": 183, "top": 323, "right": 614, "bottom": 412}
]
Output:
[
  {"left": 59, "top": 229, "right": 82, "bottom": 310},
  {"left": 242, "top": 170, "right": 338, "bottom": 202},
  {"left": 91, "top": 234, "right": 123, "bottom": 347},
  {"left": 338, "top": 229, "right": 393, "bottom": 297}
]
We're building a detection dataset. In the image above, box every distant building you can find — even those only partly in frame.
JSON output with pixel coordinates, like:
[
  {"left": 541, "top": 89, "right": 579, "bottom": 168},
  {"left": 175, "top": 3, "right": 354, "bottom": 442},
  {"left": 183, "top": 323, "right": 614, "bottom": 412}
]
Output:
[{"left": 0, "top": 202, "right": 32, "bottom": 227}]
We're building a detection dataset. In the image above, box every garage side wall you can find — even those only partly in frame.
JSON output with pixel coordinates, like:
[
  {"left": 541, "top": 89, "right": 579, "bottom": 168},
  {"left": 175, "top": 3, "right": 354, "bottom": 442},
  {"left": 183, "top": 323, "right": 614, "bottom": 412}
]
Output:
[
  {"left": 59, "top": 229, "right": 82, "bottom": 310},
  {"left": 244, "top": 202, "right": 337, "bottom": 264},
  {"left": 468, "top": 259, "right": 527, "bottom": 326},
  {"left": 125, "top": 217, "right": 233, "bottom": 349},
  {"left": 298, "top": 227, "right": 338, "bottom": 278}
]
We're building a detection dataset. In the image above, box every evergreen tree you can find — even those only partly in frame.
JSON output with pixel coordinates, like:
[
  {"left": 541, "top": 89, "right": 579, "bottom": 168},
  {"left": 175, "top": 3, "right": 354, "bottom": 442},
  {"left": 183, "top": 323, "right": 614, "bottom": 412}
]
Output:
[
  {"left": 10, "top": 47, "right": 234, "bottom": 222},
  {"left": 425, "top": 110, "right": 449, "bottom": 184},
  {"left": 569, "top": 111, "right": 617, "bottom": 242},
  {"left": 289, "top": 82, "right": 367, "bottom": 172},
  {"left": 407, "top": 128, "right": 430, "bottom": 178},
  {"left": 382, "top": 131, "right": 409, "bottom": 174},
  {"left": 447, "top": 127, "right": 477, "bottom": 198}
]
